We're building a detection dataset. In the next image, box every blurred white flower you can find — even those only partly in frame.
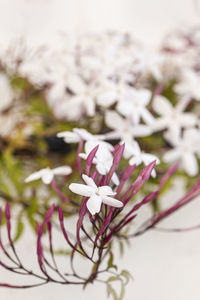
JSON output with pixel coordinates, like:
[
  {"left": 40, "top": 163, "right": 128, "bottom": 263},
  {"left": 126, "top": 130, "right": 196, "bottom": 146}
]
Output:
[
  {"left": 105, "top": 110, "right": 152, "bottom": 141},
  {"left": 163, "top": 128, "right": 200, "bottom": 176},
  {"left": 79, "top": 147, "right": 119, "bottom": 186},
  {"left": 152, "top": 95, "right": 197, "bottom": 143},
  {"left": 25, "top": 166, "right": 72, "bottom": 184},
  {"left": 116, "top": 87, "right": 154, "bottom": 125},
  {"left": 125, "top": 141, "right": 159, "bottom": 177},
  {"left": 175, "top": 69, "right": 200, "bottom": 100},
  {"left": 69, "top": 174, "right": 123, "bottom": 215}
]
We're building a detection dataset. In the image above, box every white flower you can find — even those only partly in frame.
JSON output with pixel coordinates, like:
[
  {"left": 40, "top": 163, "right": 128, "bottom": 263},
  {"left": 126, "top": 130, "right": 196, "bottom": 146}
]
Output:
[
  {"left": 57, "top": 128, "right": 108, "bottom": 145},
  {"left": 69, "top": 174, "right": 123, "bottom": 215},
  {"left": 126, "top": 141, "right": 159, "bottom": 177},
  {"left": 116, "top": 87, "right": 154, "bottom": 125},
  {"left": 0, "top": 74, "right": 14, "bottom": 112},
  {"left": 175, "top": 68, "right": 200, "bottom": 100},
  {"left": 152, "top": 95, "right": 197, "bottom": 143},
  {"left": 163, "top": 128, "right": 200, "bottom": 176},
  {"left": 79, "top": 138, "right": 119, "bottom": 185},
  {"left": 105, "top": 110, "right": 152, "bottom": 141},
  {"left": 25, "top": 166, "right": 72, "bottom": 184}
]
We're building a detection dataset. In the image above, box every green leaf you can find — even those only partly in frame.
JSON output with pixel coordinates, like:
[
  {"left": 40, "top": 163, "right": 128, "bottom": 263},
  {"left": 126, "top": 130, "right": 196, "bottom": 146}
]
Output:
[
  {"left": 120, "top": 270, "right": 133, "bottom": 285},
  {"left": 119, "top": 281, "right": 125, "bottom": 300},
  {"left": 106, "top": 283, "right": 118, "bottom": 300},
  {"left": 107, "top": 251, "right": 118, "bottom": 270},
  {"left": 13, "top": 219, "right": 24, "bottom": 243},
  {"left": 27, "top": 196, "right": 38, "bottom": 230}
]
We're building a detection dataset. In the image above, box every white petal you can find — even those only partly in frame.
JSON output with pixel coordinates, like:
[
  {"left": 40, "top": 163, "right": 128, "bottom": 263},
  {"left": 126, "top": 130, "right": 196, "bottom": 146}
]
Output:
[
  {"left": 152, "top": 117, "right": 168, "bottom": 131},
  {"left": 69, "top": 183, "right": 95, "bottom": 197},
  {"left": 132, "top": 108, "right": 141, "bottom": 124},
  {"left": 182, "top": 152, "right": 198, "bottom": 176},
  {"left": 25, "top": 169, "right": 49, "bottom": 183},
  {"left": 131, "top": 125, "right": 152, "bottom": 137},
  {"left": 151, "top": 169, "right": 156, "bottom": 178},
  {"left": 57, "top": 131, "right": 80, "bottom": 143},
  {"left": 82, "top": 174, "right": 98, "bottom": 191},
  {"left": 97, "top": 90, "right": 117, "bottom": 107},
  {"left": 79, "top": 153, "right": 88, "bottom": 160},
  {"left": 116, "top": 99, "right": 133, "bottom": 117},
  {"left": 129, "top": 155, "right": 143, "bottom": 166},
  {"left": 86, "top": 195, "right": 102, "bottom": 215},
  {"left": 102, "top": 196, "right": 123, "bottom": 208},
  {"left": 141, "top": 108, "right": 155, "bottom": 125},
  {"left": 67, "top": 75, "right": 86, "bottom": 94},
  {"left": 142, "top": 153, "right": 160, "bottom": 165},
  {"left": 84, "top": 96, "right": 96, "bottom": 116},
  {"left": 153, "top": 95, "right": 172, "bottom": 116},
  {"left": 53, "top": 166, "right": 72, "bottom": 176},
  {"left": 163, "top": 149, "right": 181, "bottom": 163},
  {"left": 98, "top": 186, "right": 116, "bottom": 196},
  {"left": 96, "top": 162, "right": 107, "bottom": 175},
  {"left": 111, "top": 172, "right": 120, "bottom": 186},
  {"left": 137, "top": 89, "right": 152, "bottom": 106},
  {"left": 179, "top": 113, "right": 197, "bottom": 127},
  {"left": 42, "top": 171, "right": 54, "bottom": 184},
  {"left": 105, "top": 111, "right": 125, "bottom": 131},
  {"left": 73, "top": 128, "right": 94, "bottom": 141}
]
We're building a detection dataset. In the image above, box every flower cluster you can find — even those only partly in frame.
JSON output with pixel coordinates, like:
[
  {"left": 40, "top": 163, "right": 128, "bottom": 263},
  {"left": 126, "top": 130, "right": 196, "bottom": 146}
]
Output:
[
  {"left": 0, "top": 140, "right": 200, "bottom": 299},
  {"left": 1, "top": 29, "right": 200, "bottom": 177}
]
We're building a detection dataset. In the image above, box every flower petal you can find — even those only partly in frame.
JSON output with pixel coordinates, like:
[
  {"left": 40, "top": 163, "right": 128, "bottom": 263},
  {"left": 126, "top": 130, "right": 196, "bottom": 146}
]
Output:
[
  {"left": 96, "top": 162, "right": 107, "bottom": 175},
  {"left": 98, "top": 186, "right": 116, "bottom": 196},
  {"left": 86, "top": 195, "right": 102, "bottom": 215},
  {"left": 111, "top": 172, "right": 120, "bottom": 186},
  {"left": 105, "top": 111, "right": 125, "bottom": 131},
  {"left": 182, "top": 152, "right": 198, "bottom": 176},
  {"left": 57, "top": 131, "right": 80, "bottom": 143},
  {"left": 42, "top": 171, "right": 54, "bottom": 184},
  {"left": 153, "top": 95, "right": 172, "bottom": 116},
  {"left": 25, "top": 169, "right": 49, "bottom": 183},
  {"left": 140, "top": 108, "right": 155, "bottom": 125},
  {"left": 69, "top": 183, "right": 95, "bottom": 197},
  {"left": 131, "top": 125, "right": 152, "bottom": 137},
  {"left": 102, "top": 196, "right": 123, "bottom": 208},
  {"left": 163, "top": 149, "right": 181, "bottom": 163},
  {"left": 53, "top": 166, "right": 72, "bottom": 176},
  {"left": 82, "top": 174, "right": 98, "bottom": 191}
]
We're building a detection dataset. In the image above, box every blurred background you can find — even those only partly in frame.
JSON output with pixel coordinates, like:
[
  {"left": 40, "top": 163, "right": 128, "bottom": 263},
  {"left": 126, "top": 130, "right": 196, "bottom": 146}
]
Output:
[
  {"left": 0, "top": 0, "right": 200, "bottom": 299},
  {"left": 0, "top": 0, "right": 199, "bottom": 47}
]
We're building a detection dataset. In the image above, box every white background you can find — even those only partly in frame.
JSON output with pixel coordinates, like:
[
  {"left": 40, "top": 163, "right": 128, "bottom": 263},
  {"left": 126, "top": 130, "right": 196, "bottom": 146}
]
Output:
[
  {"left": 0, "top": 1, "right": 200, "bottom": 299},
  {"left": 0, "top": 0, "right": 199, "bottom": 47}
]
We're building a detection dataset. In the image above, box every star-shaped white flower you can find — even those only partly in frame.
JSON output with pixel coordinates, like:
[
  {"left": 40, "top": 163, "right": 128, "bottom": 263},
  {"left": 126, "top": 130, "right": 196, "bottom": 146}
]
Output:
[
  {"left": 163, "top": 128, "right": 200, "bottom": 176},
  {"left": 125, "top": 141, "right": 159, "bottom": 178},
  {"left": 152, "top": 95, "right": 197, "bottom": 143},
  {"left": 69, "top": 174, "right": 123, "bottom": 215},
  {"left": 57, "top": 128, "right": 109, "bottom": 146},
  {"left": 116, "top": 87, "right": 154, "bottom": 125},
  {"left": 105, "top": 110, "right": 152, "bottom": 141},
  {"left": 25, "top": 166, "right": 72, "bottom": 184}
]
